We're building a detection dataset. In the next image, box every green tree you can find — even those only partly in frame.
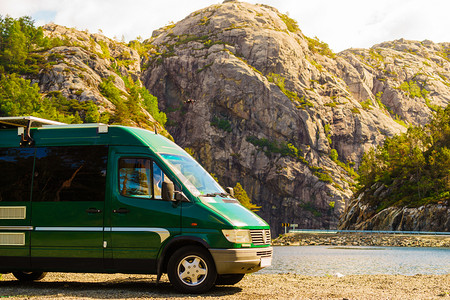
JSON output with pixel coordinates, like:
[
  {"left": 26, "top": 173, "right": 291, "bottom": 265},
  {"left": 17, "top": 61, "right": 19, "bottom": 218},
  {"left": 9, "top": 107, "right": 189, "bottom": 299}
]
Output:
[
  {"left": 2, "top": 20, "right": 27, "bottom": 66},
  {"left": 234, "top": 182, "right": 261, "bottom": 212},
  {"left": 85, "top": 102, "right": 100, "bottom": 123},
  {"left": 0, "top": 74, "right": 41, "bottom": 116},
  {"left": 99, "top": 76, "right": 131, "bottom": 124},
  {"left": 357, "top": 105, "right": 450, "bottom": 208},
  {"left": 16, "top": 16, "right": 45, "bottom": 51},
  {"left": 0, "top": 74, "right": 77, "bottom": 123},
  {"left": 140, "top": 87, "right": 167, "bottom": 125},
  {"left": 0, "top": 16, "right": 47, "bottom": 71}
]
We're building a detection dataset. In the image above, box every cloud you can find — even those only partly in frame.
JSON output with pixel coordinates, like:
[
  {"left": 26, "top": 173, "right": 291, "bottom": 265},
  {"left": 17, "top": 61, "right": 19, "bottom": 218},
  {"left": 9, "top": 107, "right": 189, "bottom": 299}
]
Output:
[
  {"left": 42, "top": 0, "right": 218, "bottom": 40},
  {"left": 1, "top": 0, "right": 449, "bottom": 51}
]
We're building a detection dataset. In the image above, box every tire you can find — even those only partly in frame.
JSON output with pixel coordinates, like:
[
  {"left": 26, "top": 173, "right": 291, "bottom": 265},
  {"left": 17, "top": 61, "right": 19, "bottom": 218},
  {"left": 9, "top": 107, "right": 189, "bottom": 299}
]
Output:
[
  {"left": 12, "top": 271, "right": 47, "bottom": 281},
  {"left": 167, "top": 246, "right": 217, "bottom": 293},
  {"left": 215, "top": 274, "right": 245, "bottom": 285}
]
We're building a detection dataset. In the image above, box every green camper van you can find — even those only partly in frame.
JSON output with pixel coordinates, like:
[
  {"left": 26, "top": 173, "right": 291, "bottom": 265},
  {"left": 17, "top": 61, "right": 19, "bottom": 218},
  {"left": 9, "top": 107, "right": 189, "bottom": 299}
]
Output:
[{"left": 0, "top": 116, "right": 272, "bottom": 293}]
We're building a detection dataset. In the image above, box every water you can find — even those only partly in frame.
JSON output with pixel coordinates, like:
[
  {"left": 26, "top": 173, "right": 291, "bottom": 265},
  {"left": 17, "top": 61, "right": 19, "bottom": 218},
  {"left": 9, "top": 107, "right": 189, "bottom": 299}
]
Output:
[{"left": 258, "top": 246, "right": 450, "bottom": 276}]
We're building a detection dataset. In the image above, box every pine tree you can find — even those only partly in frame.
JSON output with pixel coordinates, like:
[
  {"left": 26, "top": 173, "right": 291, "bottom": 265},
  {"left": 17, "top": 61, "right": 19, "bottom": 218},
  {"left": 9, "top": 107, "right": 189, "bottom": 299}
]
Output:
[
  {"left": 233, "top": 182, "right": 261, "bottom": 212},
  {"left": 3, "top": 20, "right": 27, "bottom": 67}
]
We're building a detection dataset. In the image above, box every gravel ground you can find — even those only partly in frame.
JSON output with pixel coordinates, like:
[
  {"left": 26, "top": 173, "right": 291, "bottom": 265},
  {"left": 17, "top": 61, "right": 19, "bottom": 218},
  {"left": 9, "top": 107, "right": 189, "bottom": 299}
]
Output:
[{"left": 1, "top": 272, "right": 449, "bottom": 299}]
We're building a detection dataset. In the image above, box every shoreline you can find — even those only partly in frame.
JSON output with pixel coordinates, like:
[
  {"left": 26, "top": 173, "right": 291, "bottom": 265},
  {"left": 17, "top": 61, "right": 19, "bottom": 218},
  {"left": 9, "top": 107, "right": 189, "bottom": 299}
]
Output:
[
  {"left": 272, "top": 232, "right": 450, "bottom": 247},
  {"left": 1, "top": 273, "right": 449, "bottom": 299}
]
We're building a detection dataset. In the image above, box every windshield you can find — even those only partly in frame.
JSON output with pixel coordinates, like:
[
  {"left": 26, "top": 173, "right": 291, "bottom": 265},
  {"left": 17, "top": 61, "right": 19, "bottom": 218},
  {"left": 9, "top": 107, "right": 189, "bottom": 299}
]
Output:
[{"left": 160, "top": 153, "right": 225, "bottom": 196}]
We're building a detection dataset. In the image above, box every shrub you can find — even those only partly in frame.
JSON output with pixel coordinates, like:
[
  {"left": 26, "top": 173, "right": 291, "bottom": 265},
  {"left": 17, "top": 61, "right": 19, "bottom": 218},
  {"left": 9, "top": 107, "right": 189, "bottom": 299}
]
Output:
[
  {"left": 361, "top": 99, "right": 372, "bottom": 110},
  {"left": 314, "top": 171, "right": 333, "bottom": 183},
  {"left": 279, "top": 13, "right": 299, "bottom": 32},
  {"left": 330, "top": 149, "right": 338, "bottom": 162},
  {"left": 267, "top": 73, "right": 313, "bottom": 107},
  {"left": 305, "top": 36, "right": 335, "bottom": 58},
  {"left": 97, "top": 40, "right": 110, "bottom": 59},
  {"left": 399, "top": 80, "right": 429, "bottom": 99},
  {"left": 211, "top": 116, "right": 232, "bottom": 132},
  {"left": 246, "top": 136, "right": 303, "bottom": 160}
]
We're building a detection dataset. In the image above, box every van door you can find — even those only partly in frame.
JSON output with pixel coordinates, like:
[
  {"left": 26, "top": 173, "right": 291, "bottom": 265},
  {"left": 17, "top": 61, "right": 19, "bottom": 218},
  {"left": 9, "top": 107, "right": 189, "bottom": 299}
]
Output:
[
  {"left": 107, "top": 153, "right": 181, "bottom": 273},
  {"left": 30, "top": 146, "right": 108, "bottom": 271}
]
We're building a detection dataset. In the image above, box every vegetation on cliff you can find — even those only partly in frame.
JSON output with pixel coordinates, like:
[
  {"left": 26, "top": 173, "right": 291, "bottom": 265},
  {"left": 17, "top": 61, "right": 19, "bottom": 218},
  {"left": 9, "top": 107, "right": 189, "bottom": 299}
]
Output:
[
  {"left": 0, "top": 73, "right": 97, "bottom": 123},
  {"left": 0, "top": 16, "right": 47, "bottom": 74},
  {"left": 0, "top": 15, "right": 166, "bottom": 129},
  {"left": 233, "top": 182, "right": 261, "bottom": 212},
  {"left": 358, "top": 105, "right": 450, "bottom": 210}
]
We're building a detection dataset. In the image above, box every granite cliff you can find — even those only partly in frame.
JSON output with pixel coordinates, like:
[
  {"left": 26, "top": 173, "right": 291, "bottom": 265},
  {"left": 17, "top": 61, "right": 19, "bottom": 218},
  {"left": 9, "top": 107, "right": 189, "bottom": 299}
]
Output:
[
  {"left": 140, "top": 1, "right": 449, "bottom": 232},
  {"left": 6, "top": 1, "right": 449, "bottom": 233}
]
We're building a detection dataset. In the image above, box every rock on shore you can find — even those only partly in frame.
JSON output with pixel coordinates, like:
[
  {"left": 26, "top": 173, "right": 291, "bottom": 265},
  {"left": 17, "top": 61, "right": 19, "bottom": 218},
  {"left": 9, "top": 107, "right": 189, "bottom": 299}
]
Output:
[{"left": 273, "top": 232, "right": 450, "bottom": 247}]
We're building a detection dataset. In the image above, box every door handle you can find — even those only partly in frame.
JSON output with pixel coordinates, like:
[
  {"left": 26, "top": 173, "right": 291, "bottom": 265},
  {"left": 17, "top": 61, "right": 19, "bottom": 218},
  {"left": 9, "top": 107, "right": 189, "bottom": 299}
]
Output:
[
  {"left": 86, "top": 208, "right": 102, "bottom": 214},
  {"left": 113, "top": 208, "right": 129, "bottom": 214}
]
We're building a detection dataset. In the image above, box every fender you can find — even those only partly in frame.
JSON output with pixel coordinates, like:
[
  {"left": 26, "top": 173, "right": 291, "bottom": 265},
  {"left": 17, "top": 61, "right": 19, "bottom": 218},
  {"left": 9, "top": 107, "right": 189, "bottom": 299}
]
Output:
[{"left": 156, "top": 235, "right": 210, "bottom": 283}]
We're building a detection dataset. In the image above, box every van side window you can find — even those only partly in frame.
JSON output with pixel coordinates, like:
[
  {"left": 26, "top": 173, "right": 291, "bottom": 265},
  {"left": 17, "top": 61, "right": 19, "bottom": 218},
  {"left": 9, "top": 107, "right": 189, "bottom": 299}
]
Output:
[
  {"left": 33, "top": 146, "right": 108, "bottom": 202},
  {"left": 153, "top": 162, "right": 173, "bottom": 200},
  {"left": 0, "top": 148, "right": 35, "bottom": 202},
  {"left": 119, "top": 158, "right": 152, "bottom": 198},
  {"left": 118, "top": 158, "right": 173, "bottom": 200}
]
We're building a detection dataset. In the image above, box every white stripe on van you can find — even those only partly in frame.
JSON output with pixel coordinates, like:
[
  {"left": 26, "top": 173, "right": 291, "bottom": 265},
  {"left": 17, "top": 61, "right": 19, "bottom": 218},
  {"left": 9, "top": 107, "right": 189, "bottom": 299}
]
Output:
[
  {"left": 106, "top": 227, "right": 170, "bottom": 243},
  {"left": 35, "top": 227, "right": 104, "bottom": 232},
  {"left": 0, "top": 226, "right": 33, "bottom": 231},
  {"left": 34, "top": 227, "right": 170, "bottom": 243}
]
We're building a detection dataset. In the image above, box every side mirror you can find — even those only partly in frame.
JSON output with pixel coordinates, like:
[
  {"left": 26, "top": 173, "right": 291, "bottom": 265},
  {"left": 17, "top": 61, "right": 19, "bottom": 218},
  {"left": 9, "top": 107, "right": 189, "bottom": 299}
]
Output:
[
  {"left": 226, "top": 187, "right": 234, "bottom": 197},
  {"left": 162, "top": 181, "right": 174, "bottom": 201},
  {"left": 174, "top": 191, "right": 190, "bottom": 202}
]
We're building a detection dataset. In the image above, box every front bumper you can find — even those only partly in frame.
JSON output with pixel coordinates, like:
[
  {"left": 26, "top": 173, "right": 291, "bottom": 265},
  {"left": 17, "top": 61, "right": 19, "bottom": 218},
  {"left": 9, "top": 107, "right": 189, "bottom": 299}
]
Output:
[{"left": 209, "top": 247, "right": 273, "bottom": 274}]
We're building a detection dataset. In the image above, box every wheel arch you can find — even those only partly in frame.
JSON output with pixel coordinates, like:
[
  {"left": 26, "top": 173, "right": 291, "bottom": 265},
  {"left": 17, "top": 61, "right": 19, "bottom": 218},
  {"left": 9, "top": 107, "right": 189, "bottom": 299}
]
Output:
[{"left": 157, "top": 236, "right": 211, "bottom": 276}]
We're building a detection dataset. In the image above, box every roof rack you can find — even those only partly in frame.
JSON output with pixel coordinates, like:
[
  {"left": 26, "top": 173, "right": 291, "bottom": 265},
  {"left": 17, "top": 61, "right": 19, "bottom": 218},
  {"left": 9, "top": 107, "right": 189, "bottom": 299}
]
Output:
[{"left": 0, "top": 116, "right": 66, "bottom": 146}]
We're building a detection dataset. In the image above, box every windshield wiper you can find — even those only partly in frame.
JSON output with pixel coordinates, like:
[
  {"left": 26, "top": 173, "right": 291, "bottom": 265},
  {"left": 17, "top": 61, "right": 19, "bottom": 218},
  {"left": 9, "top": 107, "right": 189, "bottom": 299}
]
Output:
[{"left": 200, "top": 192, "right": 229, "bottom": 197}]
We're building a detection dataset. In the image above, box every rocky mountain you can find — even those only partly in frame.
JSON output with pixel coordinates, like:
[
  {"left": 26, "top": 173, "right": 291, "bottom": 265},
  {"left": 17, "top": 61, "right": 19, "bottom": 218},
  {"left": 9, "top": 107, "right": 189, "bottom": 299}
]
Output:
[
  {"left": 4, "top": 1, "right": 449, "bottom": 233},
  {"left": 140, "top": 1, "right": 449, "bottom": 233}
]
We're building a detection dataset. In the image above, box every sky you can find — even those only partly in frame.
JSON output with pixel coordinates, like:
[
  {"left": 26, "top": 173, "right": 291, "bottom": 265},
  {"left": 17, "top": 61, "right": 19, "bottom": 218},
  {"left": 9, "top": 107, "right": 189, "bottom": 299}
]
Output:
[{"left": 1, "top": 0, "right": 449, "bottom": 52}]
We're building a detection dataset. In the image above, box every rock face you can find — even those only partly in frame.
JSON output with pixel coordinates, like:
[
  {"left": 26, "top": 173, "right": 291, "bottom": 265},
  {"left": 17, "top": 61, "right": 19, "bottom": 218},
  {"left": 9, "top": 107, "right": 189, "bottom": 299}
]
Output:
[
  {"left": 30, "top": 2, "right": 449, "bottom": 233},
  {"left": 339, "top": 39, "right": 450, "bottom": 126},
  {"left": 140, "top": 1, "right": 449, "bottom": 233},
  {"left": 339, "top": 194, "right": 450, "bottom": 232}
]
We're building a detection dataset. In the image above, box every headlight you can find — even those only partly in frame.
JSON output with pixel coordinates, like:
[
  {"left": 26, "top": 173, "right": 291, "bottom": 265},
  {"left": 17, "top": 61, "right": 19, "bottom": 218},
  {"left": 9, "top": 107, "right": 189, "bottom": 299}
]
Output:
[{"left": 222, "top": 229, "right": 251, "bottom": 244}]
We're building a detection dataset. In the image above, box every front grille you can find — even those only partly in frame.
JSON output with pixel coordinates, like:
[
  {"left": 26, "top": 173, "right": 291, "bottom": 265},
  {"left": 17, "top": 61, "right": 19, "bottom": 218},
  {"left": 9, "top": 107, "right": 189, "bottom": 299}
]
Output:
[{"left": 250, "top": 229, "right": 271, "bottom": 245}]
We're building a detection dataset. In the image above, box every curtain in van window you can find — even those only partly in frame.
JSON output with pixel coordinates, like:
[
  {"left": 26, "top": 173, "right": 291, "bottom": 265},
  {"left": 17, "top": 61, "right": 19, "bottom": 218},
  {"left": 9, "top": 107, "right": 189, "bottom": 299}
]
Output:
[
  {"left": 0, "top": 148, "right": 35, "bottom": 202},
  {"left": 33, "top": 146, "right": 108, "bottom": 202}
]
